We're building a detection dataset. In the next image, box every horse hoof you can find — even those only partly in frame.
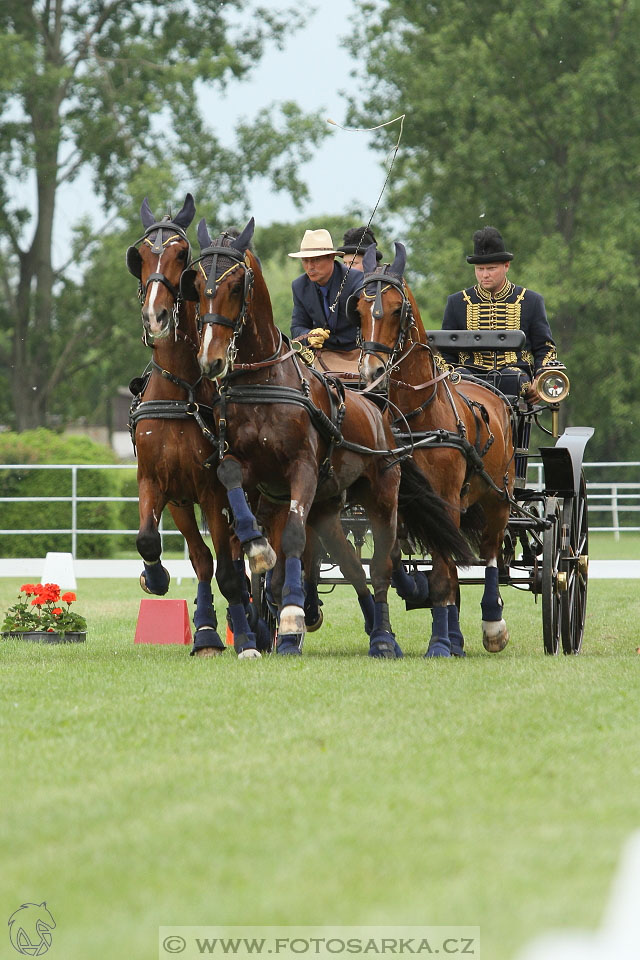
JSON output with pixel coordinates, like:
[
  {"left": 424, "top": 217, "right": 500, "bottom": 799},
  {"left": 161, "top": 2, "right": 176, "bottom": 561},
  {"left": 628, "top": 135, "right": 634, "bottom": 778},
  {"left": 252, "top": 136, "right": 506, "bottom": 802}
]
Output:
[
  {"left": 279, "top": 605, "right": 306, "bottom": 636},
  {"left": 482, "top": 619, "right": 509, "bottom": 653},
  {"left": 193, "top": 646, "right": 224, "bottom": 658},
  {"left": 305, "top": 609, "right": 324, "bottom": 632},
  {"left": 368, "top": 639, "right": 397, "bottom": 659},
  {"left": 277, "top": 637, "right": 303, "bottom": 656},
  {"left": 425, "top": 638, "right": 452, "bottom": 658},
  {"left": 246, "top": 539, "right": 277, "bottom": 574},
  {"left": 139, "top": 566, "right": 170, "bottom": 595},
  {"left": 238, "top": 648, "right": 262, "bottom": 659}
]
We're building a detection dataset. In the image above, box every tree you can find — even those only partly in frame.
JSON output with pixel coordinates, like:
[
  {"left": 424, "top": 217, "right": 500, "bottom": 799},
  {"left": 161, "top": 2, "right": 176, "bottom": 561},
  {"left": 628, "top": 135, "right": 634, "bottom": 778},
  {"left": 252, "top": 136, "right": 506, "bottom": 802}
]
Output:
[
  {"left": 0, "top": 0, "right": 327, "bottom": 430},
  {"left": 348, "top": 0, "right": 640, "bottom": 458}
]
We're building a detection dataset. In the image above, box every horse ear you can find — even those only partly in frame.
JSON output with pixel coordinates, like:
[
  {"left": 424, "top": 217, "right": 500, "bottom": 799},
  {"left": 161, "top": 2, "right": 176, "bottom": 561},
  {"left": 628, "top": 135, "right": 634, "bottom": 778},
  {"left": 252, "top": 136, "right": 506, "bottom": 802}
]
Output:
[
  {"left": 231, "top": 217, "right": 255, "bottom": 253},
  {"left": 197, "top": 218, "right": 212, "bottom": 250},
  {"left": 362, "top": 243, "right": 378, "bottom": 274},
  {"left": 174, "top": 193, "right": 195, "bottom": 229},
  {"left": 125, "top": 246, "right": 142, "bottom": 279},
  {"left": 388, "top": 241, "right": 406, "bottom": 278},
  {"left": 180, "top": 268, "right": 199, "bottom": 301},
  {"left": 140, "top": 197, "right": 156, "bottom": 229}
]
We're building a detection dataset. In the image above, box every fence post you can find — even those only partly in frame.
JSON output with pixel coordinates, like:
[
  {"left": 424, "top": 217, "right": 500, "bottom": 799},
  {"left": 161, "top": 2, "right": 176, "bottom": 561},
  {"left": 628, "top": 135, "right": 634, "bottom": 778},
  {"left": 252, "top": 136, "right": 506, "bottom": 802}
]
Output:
[
  {"left": 71, "top": 465, "right": 78, "bottom": 559},
  {"left": 612, "top": 484, "right": 620, "bottom": 542}
]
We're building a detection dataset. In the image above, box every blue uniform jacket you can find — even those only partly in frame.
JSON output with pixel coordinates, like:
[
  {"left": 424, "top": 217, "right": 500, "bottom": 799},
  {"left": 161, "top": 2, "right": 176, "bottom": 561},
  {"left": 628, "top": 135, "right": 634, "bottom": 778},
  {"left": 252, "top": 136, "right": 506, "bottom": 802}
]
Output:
[
  {"left": 291, "top": 261, "right": 363, "bottom": 351},
  {"left": 441, "top": 281, "right": 558, "bottom": 374}
]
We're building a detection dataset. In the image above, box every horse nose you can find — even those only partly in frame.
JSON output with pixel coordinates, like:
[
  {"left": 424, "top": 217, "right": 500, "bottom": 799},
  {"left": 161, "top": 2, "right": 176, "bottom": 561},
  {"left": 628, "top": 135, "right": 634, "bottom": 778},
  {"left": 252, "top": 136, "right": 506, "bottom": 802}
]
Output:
[
  {"left": 362, "top": 356, "right": 385, "bottom": 385},
  {"left": 199, "top": 354, "right": 226, "bottom": 380},
  {"left": 142, "top": 304, "right": 170, "bottom": 334}
]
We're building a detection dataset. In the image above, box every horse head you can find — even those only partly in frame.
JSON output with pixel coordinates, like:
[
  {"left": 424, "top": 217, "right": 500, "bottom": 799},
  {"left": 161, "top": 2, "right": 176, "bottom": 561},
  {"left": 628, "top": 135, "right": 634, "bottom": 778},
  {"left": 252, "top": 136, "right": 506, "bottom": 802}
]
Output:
[
  {"left": 186, "top": 217, "right": 257, "bottom": 380},
  {"left": 125, "top": 192, "right": 195, "bottom": 345},
  {"left": 350, "top": 241, "right": 413, "bottom": 387}
]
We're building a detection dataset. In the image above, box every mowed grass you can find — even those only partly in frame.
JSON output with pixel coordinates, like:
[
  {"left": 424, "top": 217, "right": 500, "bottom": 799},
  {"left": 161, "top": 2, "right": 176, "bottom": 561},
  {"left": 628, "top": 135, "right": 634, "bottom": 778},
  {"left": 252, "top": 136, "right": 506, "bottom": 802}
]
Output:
[{"left": 1, "top": 573, "right": 639, "bottom": 960}]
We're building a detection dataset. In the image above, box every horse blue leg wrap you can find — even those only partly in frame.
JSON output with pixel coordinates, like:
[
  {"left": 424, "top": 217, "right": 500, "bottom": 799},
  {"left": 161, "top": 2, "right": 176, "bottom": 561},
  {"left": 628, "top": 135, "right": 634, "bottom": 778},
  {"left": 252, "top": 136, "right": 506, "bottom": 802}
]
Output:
[
  {"left": 226, "top": 486, "right": 263, "bottom": 545},
  {"left": 304, "top": 577, "right": 323, "bottom": 627},
  {"left": 481, "top": 566, "right": 503, "bottom": 622},
  {"left": 190, "top": 582, "right": 225, "bottom": 655},
  {"left": 360, "top": 592, "right": 403, "bottom": 657},
  {"left": 228, "top": 602, "right": 257, "bottom": 655},
  {"left": 359, "top": 592, "right": 375, "bottom": 635},
  {"left": 233, "top": 558, "right": 251, "bottom": 608},
  {"left": 448, "top": 604, "right": 465, "bottom": 658},
  {"left": 391, "top": 563, "right": 430, "bottom": 605},
  {"left": 425, "top": 606, "right": 451, "bottom": 658},
  {"left": 368, "top": 601, "right": 398, "bottom": 659},
  {"left": 142, "top": 559, "right": 170, "bottom": 595},
  {"left": 282, "top": 557, "right": 305, "bottom": 609}
]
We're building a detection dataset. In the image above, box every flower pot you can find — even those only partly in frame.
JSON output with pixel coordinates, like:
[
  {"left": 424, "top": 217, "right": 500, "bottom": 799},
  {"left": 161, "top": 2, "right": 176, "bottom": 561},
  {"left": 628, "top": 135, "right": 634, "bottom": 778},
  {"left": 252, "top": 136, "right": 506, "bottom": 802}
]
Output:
[{"left": 2, "top": 631, "right": 86, "bottom": 644}]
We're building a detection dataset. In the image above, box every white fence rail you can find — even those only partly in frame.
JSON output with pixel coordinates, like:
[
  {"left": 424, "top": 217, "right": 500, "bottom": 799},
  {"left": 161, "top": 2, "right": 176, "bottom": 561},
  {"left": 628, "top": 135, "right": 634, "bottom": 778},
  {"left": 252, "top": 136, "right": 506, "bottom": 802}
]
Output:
[{"left": 0, "top": 461, "right": 639, "bottom": 559}]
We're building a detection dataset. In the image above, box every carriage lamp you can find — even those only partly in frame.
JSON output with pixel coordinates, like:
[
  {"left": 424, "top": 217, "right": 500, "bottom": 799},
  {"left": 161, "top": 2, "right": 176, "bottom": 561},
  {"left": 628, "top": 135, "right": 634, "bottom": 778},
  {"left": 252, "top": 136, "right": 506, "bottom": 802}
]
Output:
[{"left": 534, "top": 366, "right": 571, "bottom": 404}]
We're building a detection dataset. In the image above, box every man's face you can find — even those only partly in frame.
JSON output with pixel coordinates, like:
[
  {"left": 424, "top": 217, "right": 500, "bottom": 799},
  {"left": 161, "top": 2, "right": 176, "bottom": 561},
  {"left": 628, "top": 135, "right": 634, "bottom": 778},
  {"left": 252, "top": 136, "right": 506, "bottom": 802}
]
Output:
[
  {"left": 474, "top": 261, "right": 510, "bottom": 293},
  {"left": 301, "top": 254, "right": 335, "bottom": 285}
]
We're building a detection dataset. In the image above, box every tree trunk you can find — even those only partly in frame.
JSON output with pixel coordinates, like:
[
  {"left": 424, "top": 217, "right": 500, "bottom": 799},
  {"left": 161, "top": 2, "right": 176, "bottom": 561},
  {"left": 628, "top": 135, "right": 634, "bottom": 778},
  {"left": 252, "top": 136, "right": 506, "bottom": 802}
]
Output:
[{"left": 11, "top": 27, "right": 62, "bottom": 430}]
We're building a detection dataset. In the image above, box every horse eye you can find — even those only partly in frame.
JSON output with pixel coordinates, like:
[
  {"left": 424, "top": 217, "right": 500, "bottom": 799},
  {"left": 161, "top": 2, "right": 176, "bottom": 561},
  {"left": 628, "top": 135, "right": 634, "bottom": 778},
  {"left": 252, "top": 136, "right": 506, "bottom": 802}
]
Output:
[{"left": 177, "top": 248, "right": 187, "bottom": 261}]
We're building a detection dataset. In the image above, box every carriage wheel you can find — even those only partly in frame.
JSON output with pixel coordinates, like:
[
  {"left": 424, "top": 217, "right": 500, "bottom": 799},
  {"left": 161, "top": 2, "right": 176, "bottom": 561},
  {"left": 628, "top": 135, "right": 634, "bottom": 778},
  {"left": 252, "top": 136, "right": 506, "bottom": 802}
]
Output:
[
  {"left": 250, "top": 572, "right": 277, "bottom": 653},
  {"left": 541, "top": 497, "right": 562, "bottom": 655},
  {"left": 560, "top": 472, "right": 589, "bottom": 655}
]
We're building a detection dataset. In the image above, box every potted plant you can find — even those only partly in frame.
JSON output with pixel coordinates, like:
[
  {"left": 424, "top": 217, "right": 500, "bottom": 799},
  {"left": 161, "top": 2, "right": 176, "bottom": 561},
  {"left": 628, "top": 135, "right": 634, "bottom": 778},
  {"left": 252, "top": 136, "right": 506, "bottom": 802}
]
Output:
[{"left": 2, "top": 583, "right": 87, "bottom": 643}]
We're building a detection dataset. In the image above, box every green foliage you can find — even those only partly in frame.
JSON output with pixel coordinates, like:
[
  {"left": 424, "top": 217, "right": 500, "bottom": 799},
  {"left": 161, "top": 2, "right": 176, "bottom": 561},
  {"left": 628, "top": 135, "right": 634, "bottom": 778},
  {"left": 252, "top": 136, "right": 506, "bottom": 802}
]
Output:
[
  {"left": 349, "top": 0, "right": 640, "bottom": 459},
  {"left": 0, "top": 429, "right": 121, "bottom": 558},
  {"left": 0, "top": 0, "right": 327, "bottom": 430}
]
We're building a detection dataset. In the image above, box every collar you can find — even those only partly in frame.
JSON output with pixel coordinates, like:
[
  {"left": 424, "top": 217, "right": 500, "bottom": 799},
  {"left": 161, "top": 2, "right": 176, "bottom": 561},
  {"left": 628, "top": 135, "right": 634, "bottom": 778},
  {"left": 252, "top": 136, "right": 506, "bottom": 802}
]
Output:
[{"left": 476, "top": 279, "right": 513, "bottom": 301}]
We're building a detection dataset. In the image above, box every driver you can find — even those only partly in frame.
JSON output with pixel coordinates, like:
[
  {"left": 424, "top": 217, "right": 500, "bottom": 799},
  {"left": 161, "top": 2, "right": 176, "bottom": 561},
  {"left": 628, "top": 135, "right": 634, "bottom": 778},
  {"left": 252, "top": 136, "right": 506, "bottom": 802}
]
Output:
[
  {"left": 440, "top": 226, "right": 563, "bottom": 402},
  {"left": 289, "top": 228, "right": 363, "bottom": 373}
]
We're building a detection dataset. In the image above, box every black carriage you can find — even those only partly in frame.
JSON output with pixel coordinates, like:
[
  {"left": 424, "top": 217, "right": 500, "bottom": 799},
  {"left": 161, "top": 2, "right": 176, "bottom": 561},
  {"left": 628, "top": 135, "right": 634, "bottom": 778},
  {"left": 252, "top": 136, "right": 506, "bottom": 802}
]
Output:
[{"left": 329, "top": 329, "right": 593, "bottom": 656}]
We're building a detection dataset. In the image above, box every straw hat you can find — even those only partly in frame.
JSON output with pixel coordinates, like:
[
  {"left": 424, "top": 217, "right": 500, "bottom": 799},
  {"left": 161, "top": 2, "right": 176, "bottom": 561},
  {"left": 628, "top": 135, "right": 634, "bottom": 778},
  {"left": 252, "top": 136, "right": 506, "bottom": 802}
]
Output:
[{"left": 288, "top": 229, "right": 340, "bottom": 259}]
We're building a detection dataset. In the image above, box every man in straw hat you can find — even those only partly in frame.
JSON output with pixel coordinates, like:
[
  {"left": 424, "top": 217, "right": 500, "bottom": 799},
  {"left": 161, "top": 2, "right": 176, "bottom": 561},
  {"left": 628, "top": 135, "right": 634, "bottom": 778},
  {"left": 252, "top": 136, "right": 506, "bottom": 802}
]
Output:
[
  {"left": 440, "top": 225, "right": 562, "bottom": 402},
  {"left": 289, "top": 227, "right": 363, "bottom": 371}
]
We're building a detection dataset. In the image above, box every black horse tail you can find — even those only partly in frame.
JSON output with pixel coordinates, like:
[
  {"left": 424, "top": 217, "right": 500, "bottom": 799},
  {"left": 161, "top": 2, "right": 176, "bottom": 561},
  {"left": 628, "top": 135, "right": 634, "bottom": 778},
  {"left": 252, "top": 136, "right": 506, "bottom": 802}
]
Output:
[
  {"left": 398, "top": 457, "right": 477, "bottom": 566},
  {"left": 460, "top": 501, "right": 485, "bottom": 555}
]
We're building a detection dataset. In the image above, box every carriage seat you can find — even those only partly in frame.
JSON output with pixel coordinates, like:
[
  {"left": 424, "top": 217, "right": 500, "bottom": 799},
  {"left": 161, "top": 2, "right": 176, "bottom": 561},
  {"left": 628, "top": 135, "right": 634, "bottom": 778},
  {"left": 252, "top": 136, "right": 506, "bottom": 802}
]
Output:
[{"left": 425, "top": 330, "right": 528, "bottom": 404}]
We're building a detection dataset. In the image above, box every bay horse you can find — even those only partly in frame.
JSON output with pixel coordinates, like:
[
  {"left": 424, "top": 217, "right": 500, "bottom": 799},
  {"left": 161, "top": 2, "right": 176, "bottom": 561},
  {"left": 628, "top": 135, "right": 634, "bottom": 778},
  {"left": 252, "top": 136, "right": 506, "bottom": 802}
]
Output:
[
  {"left": 125, "top": 194, "right": 273, "bottom": 658},
  {"left": 354, "top": 242, "right": 516, "bottom": 657},
  {"left": 184, "top": 217, "right": 473, "bottom": 657}
]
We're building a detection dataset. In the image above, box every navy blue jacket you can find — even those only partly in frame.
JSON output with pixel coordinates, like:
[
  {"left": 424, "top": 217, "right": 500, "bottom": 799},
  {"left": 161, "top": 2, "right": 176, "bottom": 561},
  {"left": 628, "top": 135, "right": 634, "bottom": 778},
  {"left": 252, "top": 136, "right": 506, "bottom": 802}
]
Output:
[
  {"left": 441, "top": 280, "right": 558, "bottom": 374},
  {"left": 291, "top": 261, "right": 363, "bottom": 351}
]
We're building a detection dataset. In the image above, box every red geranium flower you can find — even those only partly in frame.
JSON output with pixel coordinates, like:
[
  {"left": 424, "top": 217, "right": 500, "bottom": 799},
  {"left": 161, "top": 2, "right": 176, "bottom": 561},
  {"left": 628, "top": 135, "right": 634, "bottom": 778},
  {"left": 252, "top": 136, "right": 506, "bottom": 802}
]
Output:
[
  {"left": 61, "top": 592, "right": 76, "bottom": 603},
  {"left": 52, "top": 608, "right": 63, "bottom": 616},
  {"left": 20, "top": 584, "right": 36, "bottom": 595},
  {"left": 31, "top": 598, "right": 45, "bottom": 607}
]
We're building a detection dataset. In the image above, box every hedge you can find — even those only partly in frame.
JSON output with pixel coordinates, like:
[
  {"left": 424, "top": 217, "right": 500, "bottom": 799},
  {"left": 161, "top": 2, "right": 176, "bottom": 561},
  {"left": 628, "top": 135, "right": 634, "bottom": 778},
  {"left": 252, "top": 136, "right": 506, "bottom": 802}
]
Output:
[{"left": 0, "top": 429, "right": 129, "bottom": 558}]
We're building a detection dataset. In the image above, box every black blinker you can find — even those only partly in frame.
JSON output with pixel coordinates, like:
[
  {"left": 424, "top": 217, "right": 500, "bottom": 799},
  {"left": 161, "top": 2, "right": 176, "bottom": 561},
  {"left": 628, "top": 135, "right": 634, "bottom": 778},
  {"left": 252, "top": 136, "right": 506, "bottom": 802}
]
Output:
[{"left": 126, "top": 246, "right": 142, "bottom": 279}]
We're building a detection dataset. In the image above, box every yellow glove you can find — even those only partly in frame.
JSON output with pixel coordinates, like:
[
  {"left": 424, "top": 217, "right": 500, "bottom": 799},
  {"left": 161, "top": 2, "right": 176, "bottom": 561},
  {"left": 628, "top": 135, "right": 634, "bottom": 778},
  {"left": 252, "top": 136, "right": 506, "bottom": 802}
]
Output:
[{"left": 307, "top": 327, "right": 331, "bottom": 349}]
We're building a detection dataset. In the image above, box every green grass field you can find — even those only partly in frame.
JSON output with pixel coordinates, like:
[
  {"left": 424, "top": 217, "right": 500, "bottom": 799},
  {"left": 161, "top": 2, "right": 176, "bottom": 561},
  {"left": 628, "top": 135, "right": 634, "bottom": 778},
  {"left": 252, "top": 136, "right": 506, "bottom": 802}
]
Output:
[{"left": 1, "top": 568, "right": 639, "bottom": 960}]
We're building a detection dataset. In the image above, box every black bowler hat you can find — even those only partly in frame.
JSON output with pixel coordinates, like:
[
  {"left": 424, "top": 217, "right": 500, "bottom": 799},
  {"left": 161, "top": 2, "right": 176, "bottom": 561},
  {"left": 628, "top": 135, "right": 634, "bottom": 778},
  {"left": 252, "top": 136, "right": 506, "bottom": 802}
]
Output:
[
  {"left": 466, "top": 226, "right": 514, "bottom": 264},
  {"left": 337, "top": 226, "right": 383, "bottom": 261}
]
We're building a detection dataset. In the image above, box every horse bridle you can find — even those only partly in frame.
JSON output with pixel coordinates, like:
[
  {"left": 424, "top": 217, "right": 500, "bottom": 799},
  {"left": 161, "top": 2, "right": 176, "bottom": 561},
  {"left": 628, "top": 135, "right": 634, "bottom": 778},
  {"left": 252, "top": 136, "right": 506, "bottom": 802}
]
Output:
[
  {"left": 126, "top": 218, "right": 192, "bottom": 346},
  {"left": 349, "top": 268, "right": 414, "bottom": 380},
  {"left": 183, "top": 235, "right": 254, "bottom": 371}
]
